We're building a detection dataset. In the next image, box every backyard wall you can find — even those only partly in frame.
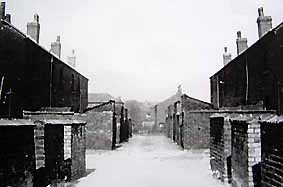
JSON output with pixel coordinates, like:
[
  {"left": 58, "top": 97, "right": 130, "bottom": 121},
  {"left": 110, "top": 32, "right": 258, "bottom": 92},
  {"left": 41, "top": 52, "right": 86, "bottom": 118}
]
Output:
[
  {"left": 231, "top": 117, "right": 261, "bottom": 187},
  {"left": 85, "top": 111, "right": 115, "bottom": 150},
  {"left": 260, "top": 116, "right": 283, "bottom": 187},
  {"left": 182, "top": 111, "right": 213, "bottom": 149}
]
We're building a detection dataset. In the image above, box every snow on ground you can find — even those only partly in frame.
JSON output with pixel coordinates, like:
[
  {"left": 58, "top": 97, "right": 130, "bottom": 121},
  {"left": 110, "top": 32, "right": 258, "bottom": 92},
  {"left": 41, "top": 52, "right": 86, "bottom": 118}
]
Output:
[{"left": 76, "top": 135, "right": 229, "bottom": 187}]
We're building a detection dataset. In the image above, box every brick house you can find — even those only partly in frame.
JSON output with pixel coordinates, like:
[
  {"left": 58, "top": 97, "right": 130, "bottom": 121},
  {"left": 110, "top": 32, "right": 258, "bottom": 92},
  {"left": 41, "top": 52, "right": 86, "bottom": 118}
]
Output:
[
  {"left": 208, "top": 7, "right": 283, "bottom": 186},
  {"left": 210, "top": 8, "right": 283, "bottom": 114},
  {"left": 0, "top": 4, "right": 88, "bottom": 118},
  {"left": 166, "top": 93, "right": 212, "bottom": 149}
]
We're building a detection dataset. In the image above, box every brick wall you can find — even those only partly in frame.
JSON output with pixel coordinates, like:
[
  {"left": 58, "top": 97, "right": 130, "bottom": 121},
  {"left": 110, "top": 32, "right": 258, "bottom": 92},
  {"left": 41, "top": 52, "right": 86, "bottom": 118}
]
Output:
[
  {"left": 175, "top": 114, "right": 180, "bottom": 145},
  {"left": 71, "top": 125, "right": 86, "bottom": 180},
  {"left": 24, "top": 111, "right": 87, "bottom": 183},
  {"left": 34, "top": 121, "right": 45, "bottom": 169},
  {"left": 231, "top": 117, "right": 261, "bottom": 187},
  {"left": 210, "top": 116, "right": 232, "bottom": 183},
  {"left": 182, "top": 111, "right": 213, "bottom": 149},
  {"left": 231, "top": 120, "right": 248, "bottom": 187},
  {"left": 85, "top": 111, "right": 115, "bottom": 150},
  {"left": 44, "top": 124, "right": 64, "bottom": 181},
  {"left": 260, "top": 117, "right": 283, "bottom": 187},
  {"left": 64, "top": 126, "right": 72, "bottom": 160}
]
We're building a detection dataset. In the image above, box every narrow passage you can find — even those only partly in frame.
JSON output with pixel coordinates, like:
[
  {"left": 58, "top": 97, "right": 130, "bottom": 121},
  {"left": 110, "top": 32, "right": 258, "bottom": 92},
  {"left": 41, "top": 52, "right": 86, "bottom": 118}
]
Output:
[{"left": 76, "top": 135, "right": 228, "bottom": 187}]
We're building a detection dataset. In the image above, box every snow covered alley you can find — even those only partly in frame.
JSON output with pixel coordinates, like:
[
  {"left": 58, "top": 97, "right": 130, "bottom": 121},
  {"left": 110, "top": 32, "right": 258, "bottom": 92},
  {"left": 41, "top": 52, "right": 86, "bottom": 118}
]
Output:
[{"left": 75, "top": 135, "right": 228, "bottom": 187}]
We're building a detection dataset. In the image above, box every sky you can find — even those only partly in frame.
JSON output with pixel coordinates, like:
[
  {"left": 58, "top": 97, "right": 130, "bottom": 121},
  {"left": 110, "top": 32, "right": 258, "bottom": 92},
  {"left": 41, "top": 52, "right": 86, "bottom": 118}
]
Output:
[{"left": 6, "top": 0, "right": 283, "bottom": 102}]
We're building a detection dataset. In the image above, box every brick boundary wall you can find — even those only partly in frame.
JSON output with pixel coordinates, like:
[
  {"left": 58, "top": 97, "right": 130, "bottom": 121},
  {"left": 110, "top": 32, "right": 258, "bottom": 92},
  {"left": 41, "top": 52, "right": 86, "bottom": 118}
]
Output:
[
  {"left": 231, "top": 116, "right": 262, "bottom": 187},
  {"left": 182, "top": 111, "right": 214, "bottom": 149},
  {"left": 260, "top": 116, "right": 283, "bottom": 187},
  {"left": 85, "top": 111, "right": 114, "bottom": 150},
  {"left": 24, "top": 111, "right": 87, "bottom": 184},
  {"left": 71, "top": 125, "right": 86, "bottom": 180},
  {"left": 208, "top": 110, "right": 274, "bottom": 184},
  {"left": 34, "top": 121, "right": 45, "bottom": 169},
  {"left": 210, "top": 116, "right": 232, "bottom": 183},
  {"left": 64, "top": 126, "right": 72, "bottom": 160}
]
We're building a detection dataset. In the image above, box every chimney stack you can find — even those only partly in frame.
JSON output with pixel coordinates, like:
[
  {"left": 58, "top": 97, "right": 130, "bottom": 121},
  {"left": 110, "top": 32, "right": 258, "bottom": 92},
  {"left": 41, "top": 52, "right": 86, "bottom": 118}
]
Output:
[
  {"left": 67, "top": 49, "right": 76, "bottom": 67},
  {"left": 50, "top": 36, "right": 61, "bottom": 58},
  {"left": 0, "top": 2, "right": 5, "bottom": 20},
  {"left": 223, "top": 47, "right": 232, "bottom": 66},
  {"left": 236, "top": 31, "right": 248, "bottom": 55},
  {"left": 27, "top": 14, "right": 40, "bottom": 43},
  {"left": 257, "top": 7, "right": 272, "bottom": 38}
]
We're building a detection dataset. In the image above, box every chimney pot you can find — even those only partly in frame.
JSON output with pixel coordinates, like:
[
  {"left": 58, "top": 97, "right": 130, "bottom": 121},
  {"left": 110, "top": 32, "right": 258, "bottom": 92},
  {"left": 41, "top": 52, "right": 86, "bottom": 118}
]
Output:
[
  {"left": 236, "top": 31, "right": 248, "bottom": 56},
  {"left": 27, "top": 14, "right": 40, "bottom": 43},
  {"left": 67, "top": 49, "right": 76, "bottom": 68},
  {"left": 258, "top": 7, "right": 264, "bottom": 17},
  {"left": 50, "top": 36, "right": 61, "bottom": 58},
  {"left": 257, "top": 7, "right": 272, "bottom": 38},
  {"left": 34, "top": 14, "right": 39, "bottom": 23},
  {"left": 237, "top": 31, "right": 241, "bottom": 39},
  {"left": 223, "top": 47, "right": 232, "bottom": 66},
  {"left": 0, "top": 2, "right": 5, "bottom": 20}
]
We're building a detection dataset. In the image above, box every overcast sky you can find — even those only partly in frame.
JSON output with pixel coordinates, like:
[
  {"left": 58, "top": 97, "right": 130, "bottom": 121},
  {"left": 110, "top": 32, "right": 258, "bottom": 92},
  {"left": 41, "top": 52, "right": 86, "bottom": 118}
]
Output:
[{"left": 6, "top": 0, "right": 283, "bottom": 102}]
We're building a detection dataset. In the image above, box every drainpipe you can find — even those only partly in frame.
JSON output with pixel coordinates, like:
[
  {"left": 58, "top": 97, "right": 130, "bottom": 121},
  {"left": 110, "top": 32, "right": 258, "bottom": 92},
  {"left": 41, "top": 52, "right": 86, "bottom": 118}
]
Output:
[
  {"left": 49, "top": 56, "right": 53, "bottom": 107},
  {"left": 245, "top": 54, "right": 249, "bottom": 105},
  {"left": 7, "top": 88, "right": 12, "bottom": 119},
  {"left": 216, "top": 76, "right": 220, "bottom": 109}
]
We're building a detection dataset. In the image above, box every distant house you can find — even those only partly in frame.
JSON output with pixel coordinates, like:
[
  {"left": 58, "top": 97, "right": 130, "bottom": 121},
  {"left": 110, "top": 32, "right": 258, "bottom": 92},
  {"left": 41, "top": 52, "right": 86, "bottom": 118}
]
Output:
[
  {"left": 88, "top": 93, "right": 123, "bottom": 108},
  {"left": 88, "top": 93, "right": 115, "bottom": 103},
  {"left": 166, "top": 94, "right": 212, "bottom": 148},
  {"left": 155, "top": 87, "right": 182, "bottom": 125},
  {"left": 181, "top": 94, "right": 212, "bottom": 111}
]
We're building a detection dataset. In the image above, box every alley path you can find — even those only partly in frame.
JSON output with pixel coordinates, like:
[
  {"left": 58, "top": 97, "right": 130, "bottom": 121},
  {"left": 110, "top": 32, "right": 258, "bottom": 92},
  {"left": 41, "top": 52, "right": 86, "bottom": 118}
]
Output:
[{"left": 76, "top": 135, "right": 228, "bottom": 187}]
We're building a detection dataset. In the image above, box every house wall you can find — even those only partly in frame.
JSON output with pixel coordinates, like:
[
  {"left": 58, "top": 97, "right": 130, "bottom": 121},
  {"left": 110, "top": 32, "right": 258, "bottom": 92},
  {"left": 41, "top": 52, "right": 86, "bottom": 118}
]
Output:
[
  {"left": 0, "top": 22, "right": 88, "bottom": 118},
  {"left": 210, "top": 28, "right": 283, "bottom": 114}
]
